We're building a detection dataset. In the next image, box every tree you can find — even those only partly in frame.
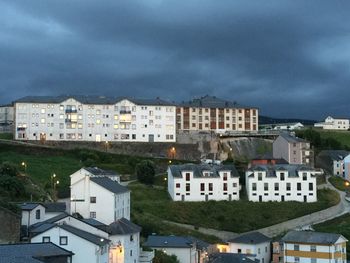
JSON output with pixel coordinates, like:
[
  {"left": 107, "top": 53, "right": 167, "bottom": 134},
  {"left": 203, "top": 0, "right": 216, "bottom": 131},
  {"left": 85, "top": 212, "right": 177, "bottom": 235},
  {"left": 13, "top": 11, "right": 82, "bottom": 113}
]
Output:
[
  {"left": 136, "top": 160, "right": 155, "bottom": 185},
  {"left": 0, "top": 175, "right": 26, "bottom": 198},
  {"left": 153, "top": 250, "right": 179, "bottom": 263},
  {"left": 0, "top": 162, "right": 19, "bottom": 177}
]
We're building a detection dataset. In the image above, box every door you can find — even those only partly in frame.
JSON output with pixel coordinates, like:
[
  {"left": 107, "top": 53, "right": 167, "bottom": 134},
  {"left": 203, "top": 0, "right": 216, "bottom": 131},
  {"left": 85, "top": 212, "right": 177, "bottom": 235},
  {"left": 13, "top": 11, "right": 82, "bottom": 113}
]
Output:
[
  {"left": 95, "top": 134, "right": 101, "bottom": 142},
  {"left": 304, "top": 195, "right": 307, "bottom": 202},
  {"left": 229, "top": 194, "right": 232, "bottom": 201},
  {"left": 259, "top": 195, "right": 262, "bottom": 202},
  {"left": 281, "top": 195, "right": 285, "bottom": 202},
  {"left": 181, "top": 195, "right": 185, "bottom": 201},
  {"left": 205, "top": 194, "right": 208, "bottom": 201},
  {"left": 148, "top": 134, "right": 154, "bottom": 142},
  {"left": 40, "top": 133, "right": 46, "bottom": 142}
]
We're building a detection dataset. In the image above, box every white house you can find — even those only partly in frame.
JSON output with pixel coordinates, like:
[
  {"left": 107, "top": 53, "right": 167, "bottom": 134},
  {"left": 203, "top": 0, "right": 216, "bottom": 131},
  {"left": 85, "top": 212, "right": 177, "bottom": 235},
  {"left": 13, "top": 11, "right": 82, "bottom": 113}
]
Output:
[
  {"left": 70, "top": 167, "right": 130, "bottom": 224},
  {"left": 227, "top": 232, "right": 271, "bottom": 263},
  {"left": 314, "top": 116, "right": 350, "bottom": 130},
  {"left": 31, "top": 223, "right": 110, "bottom": 263},
  {"left": 167, "top": 163, "right": 240, "bottom": 201},
  {"left": 281, "top": 230, "right": 347, "bottom": 263},
  {"left": 246, "top": 164, "right": 317, "bottom": 202},
  {"left": 344, "top": 154, "right": 350, "bottom": 182},
  {"left": 271, "top": 122, "right": 304, "bottom": 131},
  {"left": 14, "top": 95, "right": 176, "bottom": 142},
  {"left": 144, "top": 235, "right": 202, "bottom": 263},
  {"left": 20, "top": 203, "right": 46, "bottom": 230},
  {"left": 316, "top": 150, "right": 349, "bottom": 177}
]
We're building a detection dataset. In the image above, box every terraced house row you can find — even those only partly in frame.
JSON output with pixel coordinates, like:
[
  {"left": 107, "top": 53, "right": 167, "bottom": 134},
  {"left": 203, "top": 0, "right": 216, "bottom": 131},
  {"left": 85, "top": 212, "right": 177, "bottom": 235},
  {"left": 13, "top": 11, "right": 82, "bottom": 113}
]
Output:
[{"left": 12, "top": 95, "right": 259, "bottom": 142}]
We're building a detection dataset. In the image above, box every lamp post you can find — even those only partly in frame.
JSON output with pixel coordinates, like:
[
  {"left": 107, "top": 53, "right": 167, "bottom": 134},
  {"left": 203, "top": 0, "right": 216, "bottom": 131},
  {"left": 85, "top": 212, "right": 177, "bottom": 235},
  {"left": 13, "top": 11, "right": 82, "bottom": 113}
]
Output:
[
  {"left": 170, "top": 147, "right": 176, "bottom": 159},
  {"left": 105, "top": 141, "right": 109, "bottom": 152},
  {"left": 21, "top": 161, "right": 27, "bottom": 175},
  {"left": 51, "top": 173, "right": 59, "bottom": 201}
]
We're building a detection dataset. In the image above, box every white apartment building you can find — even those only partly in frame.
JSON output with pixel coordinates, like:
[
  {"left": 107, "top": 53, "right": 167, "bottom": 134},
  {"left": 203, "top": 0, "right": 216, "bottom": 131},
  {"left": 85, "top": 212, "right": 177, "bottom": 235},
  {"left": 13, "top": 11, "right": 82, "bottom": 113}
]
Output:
[
  {"left": 246, "top": 164, "right": 317, "bottom": 202},
  {"left": 176, "top": 95, "right": 258, "bottom": 133},
  {"left": 227, "top": 232, "right": 271, "bottom": 263},
  {"left": 281, "top": 231, "right": 347, "bottom": 263},
  {"left": 70, "top": 167, "right": 130, "bottom": 224},
  {"left": 314, "top": 116, "right": 350, "bottom": 130},
  {"left": 167, "top": 163, "right": 240, "bottom": 201},
  {"left": 14, "top": 95, "right": 176, "bottom": 142}
]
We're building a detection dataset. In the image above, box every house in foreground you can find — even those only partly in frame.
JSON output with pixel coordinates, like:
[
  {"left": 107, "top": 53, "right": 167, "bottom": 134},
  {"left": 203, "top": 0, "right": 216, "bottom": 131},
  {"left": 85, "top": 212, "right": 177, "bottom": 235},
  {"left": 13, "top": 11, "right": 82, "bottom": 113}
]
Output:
[
  {"left": 0, "top": 242, "right": 73, "bottom": 263},
  {"left": 246, "top": 164, "right": 317, "bottom": 202},
  {"left": 167, "top": 163, "right": 240, "bottom": 201},
  {"left": 281, "top": 230, "right": 347, "bottom": 263}
]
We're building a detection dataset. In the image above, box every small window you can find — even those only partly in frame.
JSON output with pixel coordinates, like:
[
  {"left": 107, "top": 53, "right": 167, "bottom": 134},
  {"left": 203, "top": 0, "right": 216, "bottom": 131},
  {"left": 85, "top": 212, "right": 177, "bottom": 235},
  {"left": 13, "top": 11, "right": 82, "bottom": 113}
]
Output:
[
  {"left": 90, "top": 197, "right": 96, "bottom": 203},
  {"left": 42, "top": 236, "right": 50, "bottom": 243},
  {"left": 130, "top": 235, "right": 134, "bottom": 241},
  {"left": 176, "top": 183, "right": 180, "bottom": 188},
  {"left": 185, "top": 173, "right": 190, "bottom": 181},
  {"left": 294, "top": 244, "right": 300, "bottom": 251},
  {"left": 90, "top": 211, "right": 96, "bottom": 218},
  {"left": 310, "top": 245, "right": 316, "bottom": 252},
  {"left": 60, "top": 236, "right": 68, "bottom": 245},
  {"left": 35, "top": 209, "right": 41, "bottom": 220}
]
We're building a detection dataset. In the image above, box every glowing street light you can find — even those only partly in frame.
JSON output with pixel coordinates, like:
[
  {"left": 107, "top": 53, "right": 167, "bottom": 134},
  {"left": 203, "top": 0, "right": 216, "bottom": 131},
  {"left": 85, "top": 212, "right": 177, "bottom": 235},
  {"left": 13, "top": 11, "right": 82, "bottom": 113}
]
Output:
[
  {"left": 345, "top": 181, "right": 350, "bottom": 187},
  {"left": 21, "top": 161, "right": 27, "bottom": 175}
]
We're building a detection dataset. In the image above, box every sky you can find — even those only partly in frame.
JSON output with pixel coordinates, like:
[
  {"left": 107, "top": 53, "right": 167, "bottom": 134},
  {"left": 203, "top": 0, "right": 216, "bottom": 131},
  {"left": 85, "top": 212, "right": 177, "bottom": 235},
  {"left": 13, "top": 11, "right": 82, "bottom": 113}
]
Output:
[{"left": 1, "top": 1, "right": 350, "bottom": 120}]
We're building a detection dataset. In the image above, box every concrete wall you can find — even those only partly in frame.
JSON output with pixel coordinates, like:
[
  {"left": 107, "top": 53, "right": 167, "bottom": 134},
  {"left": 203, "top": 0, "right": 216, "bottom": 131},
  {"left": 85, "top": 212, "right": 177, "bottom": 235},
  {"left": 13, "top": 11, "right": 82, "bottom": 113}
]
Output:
[{"left": 0, "top": 207, "right": 20, "bottom": 244}]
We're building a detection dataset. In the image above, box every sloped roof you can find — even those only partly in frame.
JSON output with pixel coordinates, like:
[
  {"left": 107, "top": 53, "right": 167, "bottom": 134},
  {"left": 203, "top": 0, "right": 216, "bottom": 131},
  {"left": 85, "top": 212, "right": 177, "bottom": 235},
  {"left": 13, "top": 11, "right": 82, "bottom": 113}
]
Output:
[
  {"left": 107, "top": 218, "right": 141, "bottom": 235},
  {"left": 179, "top": 95, "right": 256, "bottom": 109},
  {"left": 84, "top": 167, "right": 119, "bottom": 177},
  {"left": 15, "top": 95, "right": 175, "bottom": 106},
  {"left": 228, "top": 231, "right": 271, "bottom": 244},
  {"left": 281, "top": 231, "right": 347, "bottom": 245},
  {"left": 144, "top": 235, "right": 194, "bottom": 248},
  {"left": 0, "top": 242, "right": 73, "bottom": 263},
  {"left": 90, "top": 177, "right": 129, "bottom": 195},
  {"left": 318, "top": 150, "right": 350, "bottom": 161},
  {"left": 247, "top": 164, "right": 315, "bottom": 178},
  {"left": 186, "top": 236, "right": 210, "bottom": 250},
  {"left": 208, "top": 253, "right": 256, "bottom": 263},
  {"left": 59, "top": 224, "right": 110, "bottom": 246},
  {"left": 44, "top": 202, "right": 66, "bottom": 213},
  {"left": 20, "top": 203, "right": 44, "bottom": 211},
  {"left": 278, "top": 132, "right": 308, "bottom": 143},
  {"left": 169, "top": 163, "right": 239, "bottom": 178}
]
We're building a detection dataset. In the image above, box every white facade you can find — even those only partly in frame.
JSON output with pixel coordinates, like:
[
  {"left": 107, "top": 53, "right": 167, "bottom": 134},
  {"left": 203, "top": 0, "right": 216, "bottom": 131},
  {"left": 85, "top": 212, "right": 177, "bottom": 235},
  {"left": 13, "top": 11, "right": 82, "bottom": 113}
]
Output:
[
  {"left": 167, "top": 164, "right": 240, "bottom": 201},
  {"left": 70, "top": 168, "right": 130, "bottom": 225},
  {"left": 228, "top": 242, "right": 270, "bottom": 263},
  {"left": 314, "top": 116, "right": 350, "bottom": 130},
  {"left": 246, "top": 165, "right": 317, "bottom": 202},
  {"left": 283, "top": 238, "right": 347, "bottom": 263},
  {"left": 272, "top": 122, "right": 304, "bottom": 131},
  {"left": 21, "top": 204, "right": 46, "bottom": 228},
  {"left": 14, "top": 96, "right": 176, "bottom": 142},
  {"left": 344, "top": 154, "right": 350, "bottom": 181},
  {"left": 31, "top": 225, "right": 109, "bottom": 263}
]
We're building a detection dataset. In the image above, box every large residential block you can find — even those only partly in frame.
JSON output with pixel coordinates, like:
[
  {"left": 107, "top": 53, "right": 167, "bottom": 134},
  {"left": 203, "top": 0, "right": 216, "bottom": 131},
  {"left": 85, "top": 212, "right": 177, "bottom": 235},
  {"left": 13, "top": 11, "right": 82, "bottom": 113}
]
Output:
[
  {"left": 273, "top": 133, "right": 314, "bottom": 166},
  {"left": 176, "top": 95, "right": 258, "bottom": 133},
  {"left": 314, "top": 116, "right": 350, "bottom": 130},
  {"left": 14, "top": 95, "right": 176, "bottom": 142},
  {"left": 167, "top": 163, "right": 240, "bottom": 201},
  {"left": 281, "top": 231, "right": 347, "bottom": 263},
  {"left": 246, "top": 164, "right": 317, "bottom": 202},
  {"left": 70, "top": 167, "right": 130, "bottom": 224}
]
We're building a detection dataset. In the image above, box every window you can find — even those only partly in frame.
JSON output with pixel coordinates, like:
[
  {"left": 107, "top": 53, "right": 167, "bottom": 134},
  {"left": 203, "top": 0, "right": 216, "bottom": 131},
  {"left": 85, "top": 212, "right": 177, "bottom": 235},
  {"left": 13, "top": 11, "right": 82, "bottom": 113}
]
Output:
[
  {"left": 294, "top": 244, "right": 300, "bottom": 251},
  {"left": 310, "top": 245, "right": 316, "bottom": 252},
  {"left": 186, "top": 183, "right": 190, "bottom": 192},
  {"left": 233, "top": 183, "right": 237, "bottom": 187},
  {"left": 286, "top": 183, "right": 291, "bottom": 191},
  {"left": 200, "top": 183, "right": 205, "bottom": 191},
  {"left": 264, "top": 183, "right": 268, "bottom": 191},
  {"left": 35, "top": 209, "right": 41, "bottom": 219},
  {"left": 60, "top": 236, "right": 68, "bottom": 245},
  {"left": 209, "top": 183, "right": 213, "bottom": 191},
  {"left": 90, "top": 211, "right": 96, "bottom": 218},
  {"left": 309, "top": 183, "right": 314, "bottom": 191},
  {"left": 130, "top": 235, "right": 134, "bottom": 241},
  {"left": 223, "top": 183, "right": 227, "bottom": 191},
  {"left": 258, "top": 248, "right": 261, "bottom": 254},
  {"left": 294, "top": 257, "right": 300, "bottom": 263},
  {"left": 274, "top": 183, "right": 279, "bottom": 191},
  {"left": 223, "top": 173, "right": 228, "bottom": 181},
  {"left": 297, "top": 183, "right": 301, "bottom": 191},
  {"left": 303, "top": 172, "right": 307, "bottom": 181},
  {"left": 42, "top": 236, "right": 50, "bottom": 243},
  {"left": 258, "top": 172, "right": 263, "bottom": 181},
  {"left": 311, "top": 259, "right": 317, "bottom": 263},
  {"left": 252, "top": 183, "right": 257, "bottom": 191},
  {"left": 176, "top": 183, "right": 180, "bottom": 188},
  {"left": 186, "top": 173, "right": 190, "bottom": 181},
  {"left": 130, "top": 250, "right": 133, "bottom": 256},
  {"left": 280, "top": 173, "right": 285, "bottom": 181},
  {"left": 90, "top": 197, "right": 96, "bottom": 203}
]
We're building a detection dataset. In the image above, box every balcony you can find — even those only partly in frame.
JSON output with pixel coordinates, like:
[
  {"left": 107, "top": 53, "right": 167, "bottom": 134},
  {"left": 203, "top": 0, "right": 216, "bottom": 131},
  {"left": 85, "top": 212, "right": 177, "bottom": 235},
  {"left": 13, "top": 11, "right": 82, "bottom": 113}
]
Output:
[{"left": 65, "top": 109, "right": 77, "bottom": 113}]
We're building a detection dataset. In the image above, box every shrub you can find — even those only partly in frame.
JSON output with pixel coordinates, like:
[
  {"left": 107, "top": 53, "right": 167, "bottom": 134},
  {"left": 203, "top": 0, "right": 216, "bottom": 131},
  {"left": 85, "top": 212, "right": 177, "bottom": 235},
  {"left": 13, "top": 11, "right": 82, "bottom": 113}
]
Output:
[
  {"left": 153, "top": 250, "right": 180, "bottom": 263},
  {"left": 136, "top": 160, "right": 156, "bottom": 185},
  {"left": 0, "top": 162, "right": 19, "bottom": 177}
]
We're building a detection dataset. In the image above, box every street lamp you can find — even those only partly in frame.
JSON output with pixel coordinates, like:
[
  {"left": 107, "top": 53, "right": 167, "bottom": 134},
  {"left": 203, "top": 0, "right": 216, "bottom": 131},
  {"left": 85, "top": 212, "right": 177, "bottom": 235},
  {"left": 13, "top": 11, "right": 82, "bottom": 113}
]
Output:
[
  {"left": 170, "top": 147, "right": 176, "bottom": 159},
  {"left": 105, "top": 141, "right": 109, "bottom": 152},
  {"left": 345, "top": 181, "right": 350, "bottom": 187},
  {"left": 21, "top": 161, "right": 27, "bottom": 175},
  {"left": 51, "top": 173, "right": 59, "bottom": 201}
]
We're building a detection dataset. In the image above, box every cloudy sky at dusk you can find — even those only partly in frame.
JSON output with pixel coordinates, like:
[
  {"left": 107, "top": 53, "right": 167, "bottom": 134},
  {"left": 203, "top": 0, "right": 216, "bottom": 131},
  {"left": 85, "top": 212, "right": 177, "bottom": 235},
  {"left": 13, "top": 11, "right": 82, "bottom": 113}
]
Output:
[{"left": 1, "top": 1, "right": 350, "bottom": 120}]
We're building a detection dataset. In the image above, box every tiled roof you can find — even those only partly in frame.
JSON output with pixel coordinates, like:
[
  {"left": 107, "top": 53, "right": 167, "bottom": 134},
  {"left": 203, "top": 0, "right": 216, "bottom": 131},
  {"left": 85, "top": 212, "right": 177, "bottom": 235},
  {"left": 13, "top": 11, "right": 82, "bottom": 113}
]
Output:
[
  {"left": 0, "top": 242, "right": 73, "bottom": 263},
  {"left": 185, "top": 236, "right": 210, "bottom": 250},
  {"left": 318, "top": 150, "right": 350, "bottom": 161},
  {"left": 228, "top": 231, "right": 271, "bottom": 244},
  {"left": 144, "top": 235, "right": 194, "bottom": 248},
  {"left": 281, "top": 231, "right": 347, "bottom": 245},
  {"left": 90, "top": 177, "right": 129, "bottom": 195},
  {"left": 84, "top": 167, "right": 119, "bottom": 177},
  {"left": 107, "top": 218, "right": 141, "bottom": 235},
  {"left": 59, "top": 224, "right": 110, "bottom": 246},
  {"left": 247, "top": 164, "right": 315, "bottom": 177},
  {"left": 29, "top": 213, "right": 69, "bottom": 234},
  {"left": 208, "top": 253, "right": 256, "bottom": 263},
  {"left": 14, "top": 95, "right": 175, "bottom": 106},
  {"left": 179, "top": 95, "right": 256, "bottom": 109},
  {"left": 44, "top": 202, "right": 66, "bottom": 213},
  {"left": 169, "top": 163, "right": 239, "bottom": 178},
  {"left": 278, "top": 132, "right": 308, "bottom": 143},
  {"left": 20, "top": 203, "right": 43, "bottom": 211}
]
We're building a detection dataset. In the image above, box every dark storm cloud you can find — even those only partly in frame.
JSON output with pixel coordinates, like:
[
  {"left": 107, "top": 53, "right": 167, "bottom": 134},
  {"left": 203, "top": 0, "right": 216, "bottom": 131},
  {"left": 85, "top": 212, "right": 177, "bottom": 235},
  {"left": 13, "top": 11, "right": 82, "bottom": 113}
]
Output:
[{"left": 1, "top": 0, "right": 350, "bottom": 119}]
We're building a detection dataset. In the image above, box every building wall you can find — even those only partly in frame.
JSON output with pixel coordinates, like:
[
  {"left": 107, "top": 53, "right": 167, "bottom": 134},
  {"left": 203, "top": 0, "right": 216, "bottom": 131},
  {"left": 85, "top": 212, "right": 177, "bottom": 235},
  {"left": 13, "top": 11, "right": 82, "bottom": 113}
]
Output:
[
  {"left": 168, "top": 168, "right": 240, "bottom": 201},
  {"left": 14, "top": 98, "right": 176, "bottom": 142},
  {"left": 228, "top": 242, "right": 271, "bottom": 263},
  {"left": 21, "top": 205, "right": 46, "bottom": 227},
  {"left": 31, "top": 226, "right": 109, "bottom": 263},
  {"left": 109, "top": 233, "right": 140, "bottom": 263},
  {"left": 284, "top": 241, "right": 347, "bottom": 263},
  {"left": 176, "top": 107, "right": 258, "bottom": 133},
  {"left": 70, "top": 169, "right": 130, "bottom": 225},
  {"left": 0, "top": 207, "right": 20, "bottom": 244},
  {"left": 344, "top": 156, "right": 350, "bottom": 181},
  {"left": 315, "top": 117, "right": 350, "bottom": 130},
  {"left": 246, "top": 170, "right": 317, "bottom": 202},
  {"left": 333, "top": 160, "right": 346, "bottom": 177},
  {"left": 273, "top": 136, "right": 290, "bottom": 163}
]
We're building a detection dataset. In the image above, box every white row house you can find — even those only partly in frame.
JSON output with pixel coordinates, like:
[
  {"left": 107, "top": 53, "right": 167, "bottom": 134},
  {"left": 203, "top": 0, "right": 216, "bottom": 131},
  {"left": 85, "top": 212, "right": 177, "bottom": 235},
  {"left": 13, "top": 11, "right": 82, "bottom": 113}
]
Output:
[
  {"left": 14, "top": 95, "right": 176, "bottom": 142},
  {"left": 246, "top": 164, "right": 317, "bottom": 202},
  {"left": 167, "top": 163, "right": 240, "bottom": 201},
  {"left": 314, "top": 116, "right": 350, "bottom": 130},
  {"left": 70, "top": 167, "right": 130, "bottom": 225}
]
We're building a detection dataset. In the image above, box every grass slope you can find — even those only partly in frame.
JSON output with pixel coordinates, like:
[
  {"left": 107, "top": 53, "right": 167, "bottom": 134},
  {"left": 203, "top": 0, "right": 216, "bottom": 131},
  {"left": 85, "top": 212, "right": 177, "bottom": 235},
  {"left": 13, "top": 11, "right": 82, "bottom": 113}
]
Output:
[
  {"left": 130, "top": 182, "right": 340, "bottom": 233},
  {"left": 329, "top": 176, "right": 350, "bottom": 192},
  {"left": 319, "top": 130, "right": 350, "bottom": 148}
]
